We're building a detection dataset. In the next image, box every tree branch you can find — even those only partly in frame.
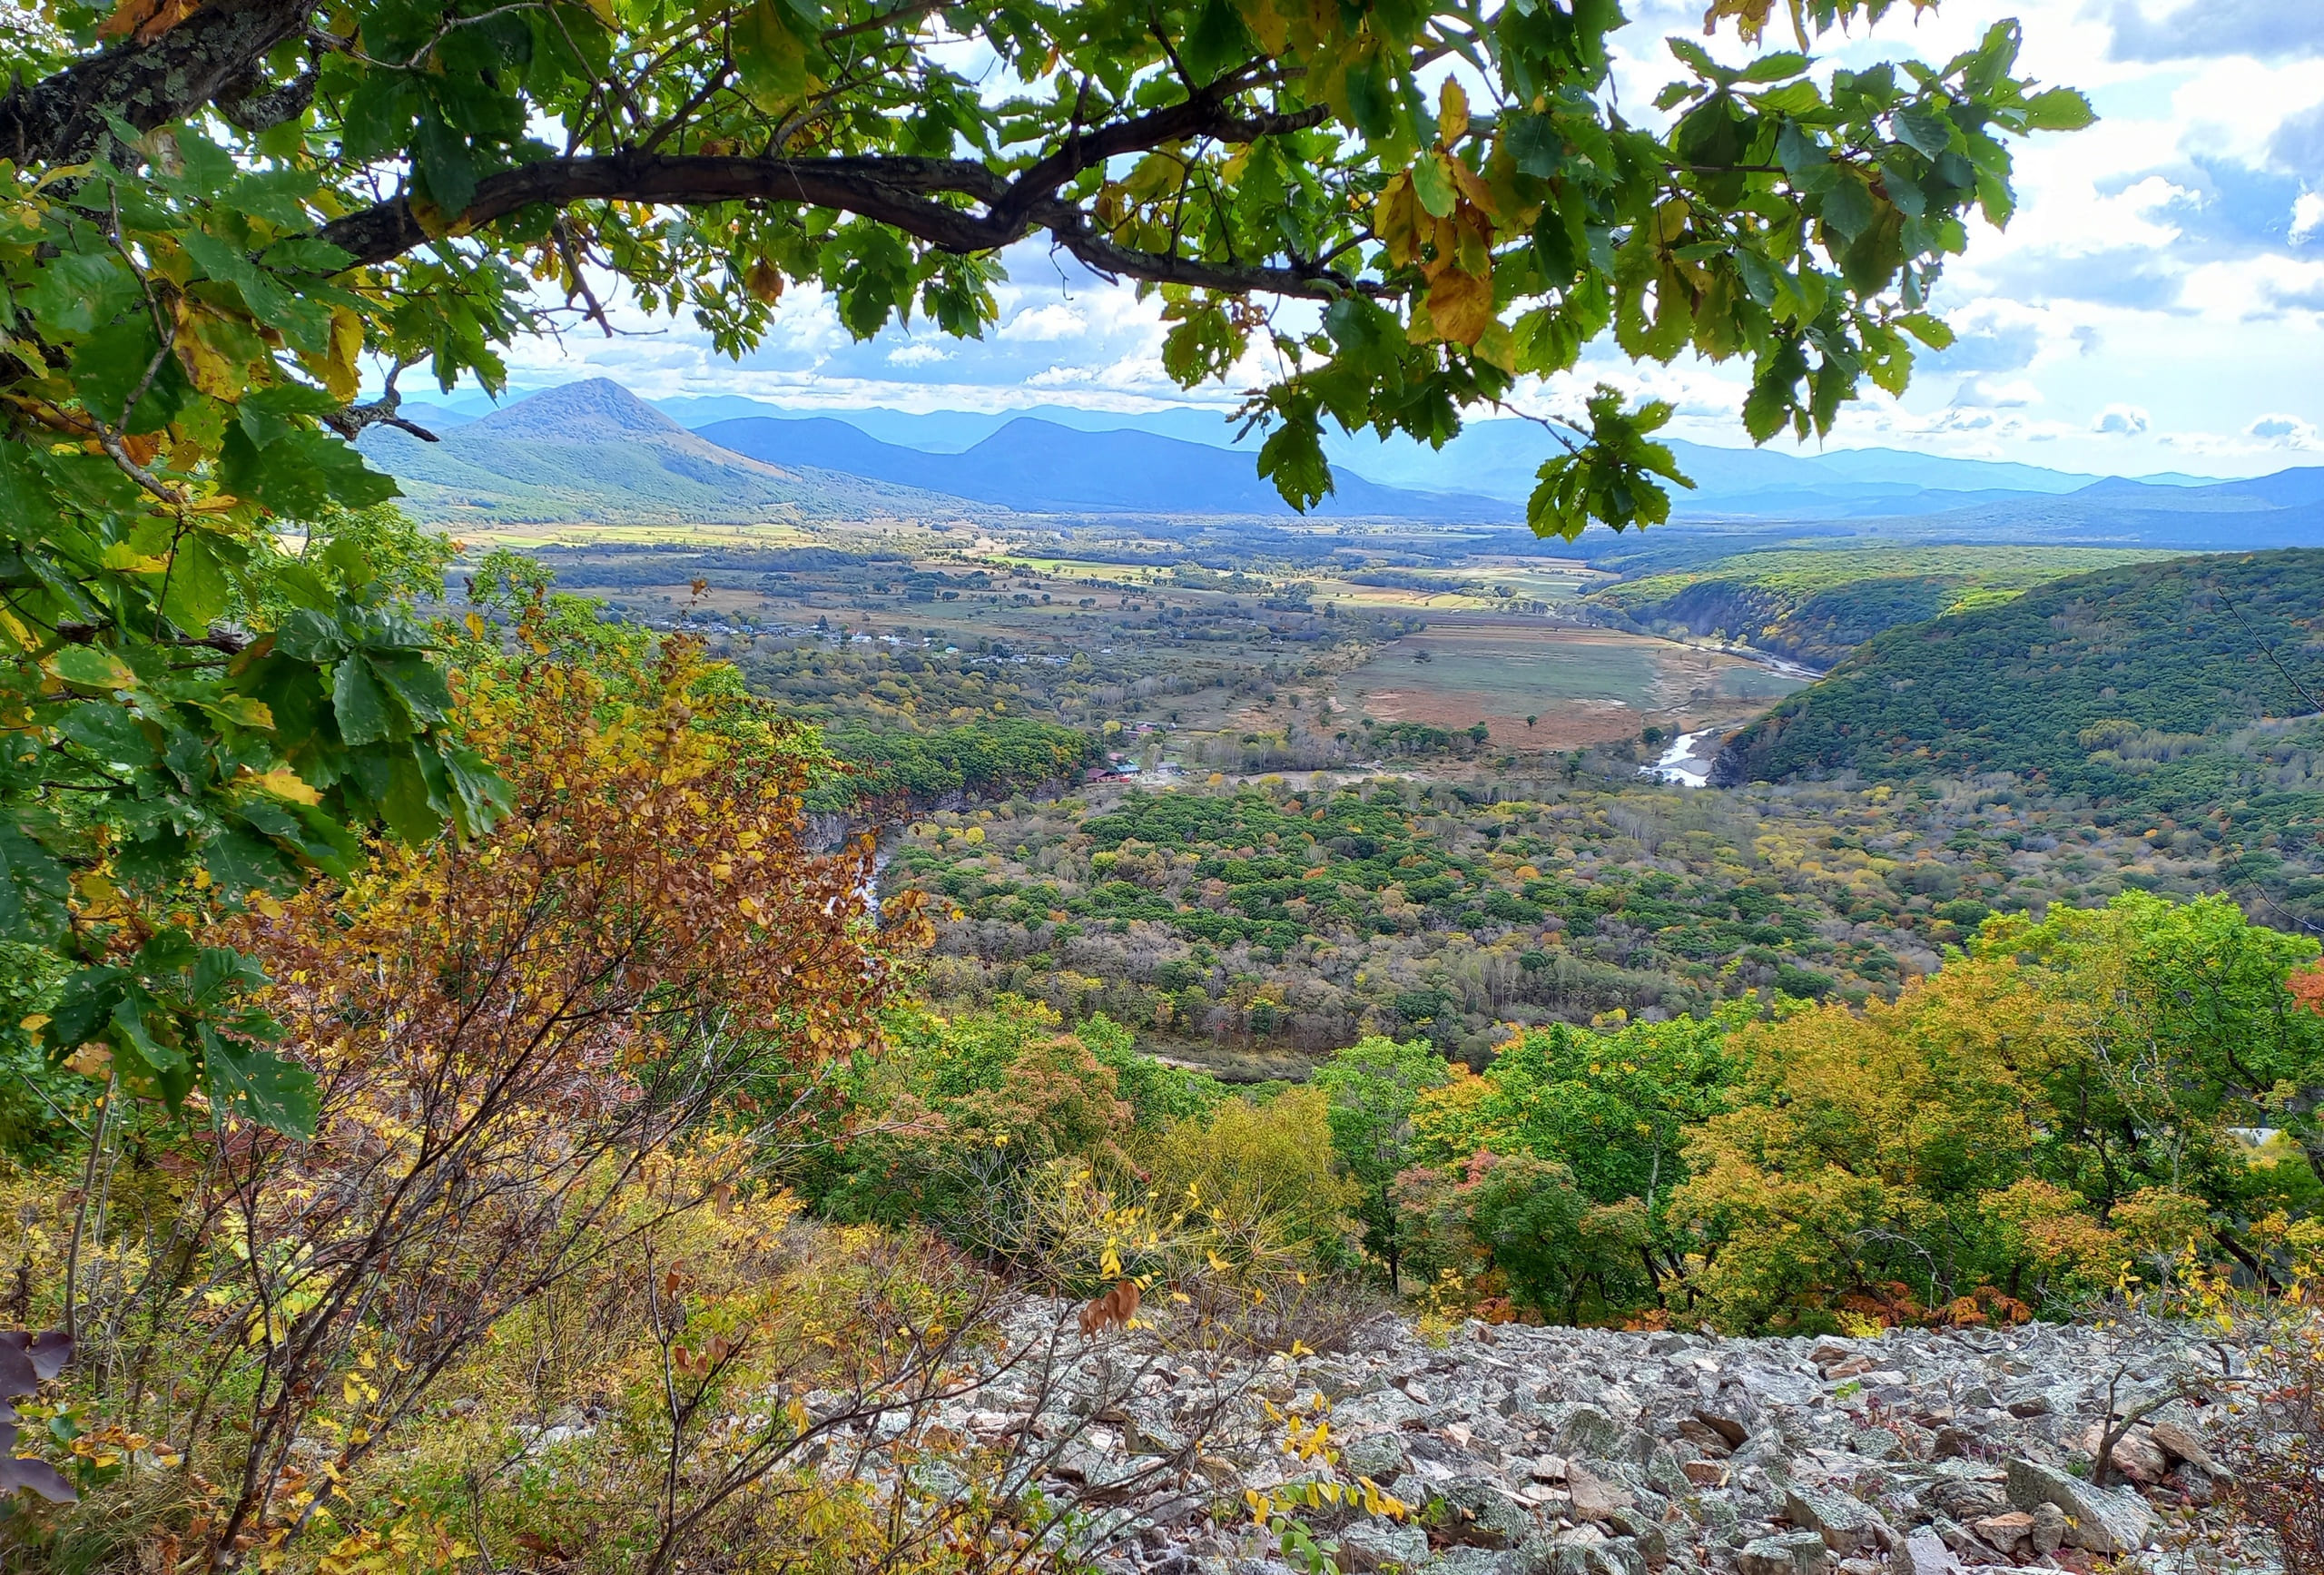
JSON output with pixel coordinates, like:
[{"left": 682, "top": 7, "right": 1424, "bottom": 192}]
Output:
[
  {"left": 317, "top": 145, "right": 1371, "bottom": 300},
  {"left": 0, "top": 0, "right": 318, "bottom": 165}
]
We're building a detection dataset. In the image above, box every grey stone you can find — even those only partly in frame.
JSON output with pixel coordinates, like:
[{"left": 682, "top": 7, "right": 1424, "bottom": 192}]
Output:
[
  {"left": 1728, "top": 1431, "right": 1795, "bottom": 1472},
  {"left": 1521, "top": 1533, "right": 1649, "bottom": 1575},
  {"left": 1783, "top": 1483, "right": 1880, "bottom": 1554},
  {"left": 2029, "top": 1501, "right": 2069, "bottom": 1557},
  {"left": 2003, "top": 1457, "right": 2154, "bottom": 1555},
  {"left": 1552, "top": 1406, "right": 1629, "bottom": 1461},
  {"left": 1438, "top": 1476, "right": 1538, "bottom": 1549},
  {"left": 1736, "top": 1531, "right": 1831, "bottom": 1575},
  {"left": 1344, "top": 1433, "right": 1413, "bottom": 1481},
  {"left": 1693, "top": 1406, "right": 1753, "bottom": 1449},
  {"left": 1568, "top": 1464, "right": 1638, "bottom": 1522},
  {"left": 1427, "top": 1549, "right": 1517, "bottom": 1575},
  {"left": 2148, "top": 1421, "right": 2223, "bottom": 1477},
  {"left": 1897, "top": 1531, "right": 1957, "bottom": 1575},
  {"left": 1338, "top": 1520, "right": 1431, "bottom": 1572}
]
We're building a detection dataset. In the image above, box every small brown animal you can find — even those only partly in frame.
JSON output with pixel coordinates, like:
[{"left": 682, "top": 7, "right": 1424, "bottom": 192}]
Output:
[{"left": 1078, "top": 1278, "right": 1141, "bottom": 1337}]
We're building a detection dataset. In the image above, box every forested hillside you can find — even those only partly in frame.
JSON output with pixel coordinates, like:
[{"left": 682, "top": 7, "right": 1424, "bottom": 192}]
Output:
[
  {"left": 1718, "top": 550, "right": 2324, "bottom": 783},
  {"left": 1585, "top": 546, "right": 2166, "bottom": 667}
]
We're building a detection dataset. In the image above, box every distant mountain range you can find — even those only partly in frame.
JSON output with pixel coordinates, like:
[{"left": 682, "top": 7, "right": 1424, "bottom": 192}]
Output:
[
  {"left": 372, "top": 380, "right": 2324, "bottom": 543},
  {"left": 359, "top": 381, "right": 994, "bottom": 527},
  {"left": 695, "top": 414, "right": 1509, "bottom": 518}
]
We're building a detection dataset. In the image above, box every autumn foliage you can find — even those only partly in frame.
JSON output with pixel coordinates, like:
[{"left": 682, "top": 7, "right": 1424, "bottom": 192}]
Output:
[{"left": 0, "top": 635, "right": 935, "bottom": 1568}]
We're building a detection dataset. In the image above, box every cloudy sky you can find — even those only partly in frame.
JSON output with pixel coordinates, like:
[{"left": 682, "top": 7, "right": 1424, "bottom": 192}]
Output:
[{"left": 485, "top": 0, "right": 2323, "bottom": 479}]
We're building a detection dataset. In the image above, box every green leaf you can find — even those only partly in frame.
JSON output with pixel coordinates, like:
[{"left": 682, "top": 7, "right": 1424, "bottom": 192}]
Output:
[
  {"left": 24, "top": 250, "right": 140, "bottom": 337},
  {"left": 46, "top": 967, "right": 128, "bottom": 1055},
  {"left": 2019, "top": 87, "right": 2095, "bottom": 132},
  {"left": 1505, "top": 113, "right": 1562, "bottom": 178},
  {"left": 1897, "top": 312, "right": 1955, "bottom": 350},
  {"left": 1256, "top": 404, "right": 1331, "bottom": 512},
  {"left": 1736, "top": 51, "right": 1811, "bottom": 84},
  {"left": 366, "top": 650, "right": 454, "bottom": 724},
  {"left": 734, "top": 0, "right": 810, "bottom": 111},
  {"left": 206, "top": 1039, "right": 319, "bottom": 1137},
  {"left": 413, "top": 111, "right": 478, "bottom": 213},
  {"left": 1821, "top": 175, "right": 1875, "bottom": 241},
  {"left": 1895, "top": 103, "right": 1954, "bottom": 158},
  {"left": 222, "top": 427, "right": 399, "bottom": 517},
  {"left": 160, "top": 531, "right": 233, "bottom": 634},
  {"left": 1665, "top": 37, "right": 1728, "bottom": 84},
  {"left": 0, "top": 823, "right": 71, "bottom": 941},
  {"left": 1411, "top": 153, "right": 1457, "bottom": 219},
  {"left": 56, "top": 702, "right": 158, "bottom": 766},
  {"left": 260, "top": 237, "right": 358, "bottom": 273},
  {"left": 227, "top": 168, "right": 319, "bottom": 229},
  {"left": 44, "top": 645, "right": 139, "bottom": 692},
  {"left": 1182, "top": 0, "right": 1256, "bottom": 85},
  {"left": 333, "top": 655, "right": 399, "bottom": 745}
]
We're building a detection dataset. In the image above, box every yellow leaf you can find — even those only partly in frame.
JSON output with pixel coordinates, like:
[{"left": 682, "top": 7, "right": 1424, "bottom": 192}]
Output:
[
  {"left": 1449, "top": 157, "right": 1501, "bottom": 221},
  {"left": 1426, "top": 268, "right": 1494, "bottom": 347},
  {"left": 174, "top": 307, "right": 246, "bottom": 399},
  {"left": 309, "top": 308, "right": 363, "bottom": 401},
  {"left": 245, "top": 767, "right": 322, "bottom": 805},
  {"left": 1439, "top": 78, "right": 1471, "bottom": 145},
  {"left": 19, "top": 1014, "right": 49, "bottom": 1033}
]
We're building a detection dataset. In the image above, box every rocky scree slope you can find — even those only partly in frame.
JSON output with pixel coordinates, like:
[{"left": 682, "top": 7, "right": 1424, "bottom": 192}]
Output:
[{"left": 946, "top": 1310, "right": 2257, "bottom": 1575}]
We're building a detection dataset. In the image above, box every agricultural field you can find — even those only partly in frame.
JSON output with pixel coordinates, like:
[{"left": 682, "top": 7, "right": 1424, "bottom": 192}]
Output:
[
  {"left": 478, "top": 517, "right": 1731, "bottom": 763},
  {"left": 1338, "top": 615, "right": 1803, "bottom": 748}
]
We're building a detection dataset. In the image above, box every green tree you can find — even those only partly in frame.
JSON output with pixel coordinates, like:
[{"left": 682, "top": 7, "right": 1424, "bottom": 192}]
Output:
[
  {"left": 1314, "top": 1033, "right": 1447, "bottom": 1289},
  {"left": 1988, "top": 892, "right": 2324, "bottom": 1226}
]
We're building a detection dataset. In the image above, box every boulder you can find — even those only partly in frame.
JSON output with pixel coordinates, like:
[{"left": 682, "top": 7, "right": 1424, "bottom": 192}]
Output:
[
  {"left": 1439, "top": 1476, "right": 1538, "bottom": 1549},
  {"left": 2070, "top": 1423, "right": 2169, "bottom": 1485},
  {"left": 2004, "top": 1458, "right": 2154, "bottom": 1555},
  {"left": 1736, "top": 1531, "right": 1831, "bottom": 1575},
  {"left": 2029, "top": 1501, "right": 2070, "bottom": 1557},
  {"left": 1896, "top": 1531, "right": 1957, "bottom": 1575},
  {"left": 1783, "top": 1483, "right": 1882, "bottom": 1554},
  {"left": 1523, "top": 1532, "right": 1648, "bottom": 1575},
  {"left": 2148, "top": 1421, "right": 2224, "bottom": 1477},
  {"left": 1568, "top": 1464, "right": 1638, "bottom": 1522},
  {"left": 1969, "top": 1511, "right": 2033, "bottom": 1554},
  {"left": 1344, "top": 1434, "right": 1413, "bottom": 1482},
  {"left": 1551, "top": 1406, "right": 1629, "bottom": 1461},
  {"left": 1337, "top": 1520, "right": 1430, "bottom": 1572}
]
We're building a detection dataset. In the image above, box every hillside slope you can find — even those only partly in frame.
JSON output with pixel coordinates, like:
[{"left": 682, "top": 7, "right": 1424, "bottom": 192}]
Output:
[
  {"left": 360, "top": 379, "right": 991, "bottom": 526},
  {"left": 1587, "top": 546, "right": 2172, "bottom": 668},
  {"left": 1713, "top": 550, "right": 2324, "bottom": 799}
]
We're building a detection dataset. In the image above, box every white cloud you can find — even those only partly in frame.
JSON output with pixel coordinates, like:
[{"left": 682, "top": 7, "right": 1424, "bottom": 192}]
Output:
[
  {"left": 2296, "top": 192, "right": 2324, "bottom": 241},
  {"left": 2248, "top": 413, "right": 2319, "bottom": 444},
  {"left": 887, "top": 343, "right": 951, "bottom": 366},
  {"left": 2093, "top": 403, "right": 2151, "bottom": 434},
  {"left": 999, "top": 304, "right": 1088, "bottom": 341}
]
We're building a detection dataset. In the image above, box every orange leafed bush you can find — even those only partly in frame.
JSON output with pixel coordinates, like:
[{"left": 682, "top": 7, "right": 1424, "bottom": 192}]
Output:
[{"left": 168, "top": 638, "right": 930, "bottom": 1562}]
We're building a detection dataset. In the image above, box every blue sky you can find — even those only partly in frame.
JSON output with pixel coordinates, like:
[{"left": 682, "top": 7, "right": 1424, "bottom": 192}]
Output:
[{"left": 479, "top": 0, "right": 2324, "bottom": 480}]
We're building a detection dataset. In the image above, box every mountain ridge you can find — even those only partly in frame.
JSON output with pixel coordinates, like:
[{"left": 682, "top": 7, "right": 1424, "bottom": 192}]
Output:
[{"left": 358, "top": 379, "right": 1000, "bottom": 526}]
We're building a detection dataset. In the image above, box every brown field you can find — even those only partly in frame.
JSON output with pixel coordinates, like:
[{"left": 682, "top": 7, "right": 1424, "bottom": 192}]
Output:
[{"left": 1339, "top": 615, "right": 1806, "bottom": 747}]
